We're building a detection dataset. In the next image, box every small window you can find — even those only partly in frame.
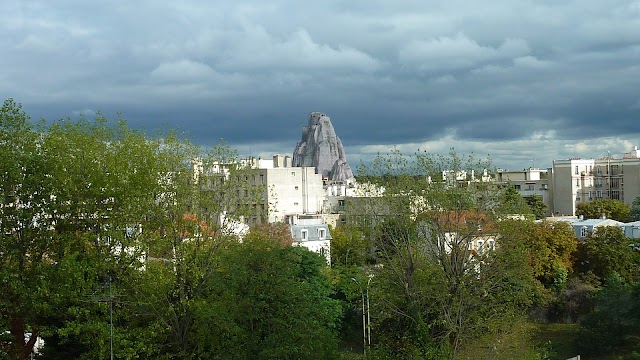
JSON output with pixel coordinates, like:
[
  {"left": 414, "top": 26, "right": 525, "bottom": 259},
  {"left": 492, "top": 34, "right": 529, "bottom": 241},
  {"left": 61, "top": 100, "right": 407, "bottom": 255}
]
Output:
[
  {"left": 318, "top": 228, "right": 326, "bottom": 239},
  {"left": 575, "top": 166, "right": 579, "bottom": 175},
  {"left": 301, "top": 229, "right": 308, "bottom": 240},
  {"left": 294, "top": 202, "right": 299, "bottom": 206},
  {"left": 291, "top": 172, "right": 296, "bottom": 176},
  {"left": 514, "top": 184, "right": 521, "bottom": 190},
  {"left": 260, "top": 174, "right": 264, "bottom": 184},
  {"left": 487, "top": 240, "right": 495, "bottom": 250},
  {"left": 581, "top": 226, "right": 588, "bottom": 238},
  {"left": 477, "top": 240, "right": 484, "bottom": 252},
  {"left": 295, "top": 186, "right": 299, "bottom": 190}
]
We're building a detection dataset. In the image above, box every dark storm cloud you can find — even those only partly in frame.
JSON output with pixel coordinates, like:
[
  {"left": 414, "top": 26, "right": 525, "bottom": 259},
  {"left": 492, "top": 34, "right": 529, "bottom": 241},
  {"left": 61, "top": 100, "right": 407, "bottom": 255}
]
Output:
[{"left": 2, "top": 0, "right": 640, "bottom": 170}]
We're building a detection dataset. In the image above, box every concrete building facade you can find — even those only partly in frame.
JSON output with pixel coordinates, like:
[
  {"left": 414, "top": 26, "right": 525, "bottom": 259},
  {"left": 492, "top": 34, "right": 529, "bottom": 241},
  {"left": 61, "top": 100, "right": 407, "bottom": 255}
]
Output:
[
  {"left": 242, "top": 155, "right": 325, "bottom": 224},
  {"left": 550, "top": 146, "right": 640, "bottom": 216},
  {"left": 497, "top": 168, "right": 551, "bottom": 216}
]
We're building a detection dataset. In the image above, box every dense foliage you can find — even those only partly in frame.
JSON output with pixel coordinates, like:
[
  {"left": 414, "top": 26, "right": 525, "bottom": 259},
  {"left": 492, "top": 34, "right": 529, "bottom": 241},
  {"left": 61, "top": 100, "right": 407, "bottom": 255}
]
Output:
[
  {"left": 576, "top": 198, "right": 631, "bottom": 222},
  {"left": 2, "top": 99, "right": 640, "bottom": 359}
]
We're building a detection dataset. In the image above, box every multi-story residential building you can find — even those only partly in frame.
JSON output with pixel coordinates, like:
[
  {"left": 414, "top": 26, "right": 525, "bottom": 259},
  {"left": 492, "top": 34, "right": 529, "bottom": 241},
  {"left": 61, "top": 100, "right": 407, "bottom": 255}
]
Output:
[
  {"left": 241, "top": 155, "right": 325, "bottom": 224},
  {"left": 496, "top": 168, "right": 551, "bottom": 216},
  {"left": 550, "top": 146, "right": 640, "bottom": 216},
  {"left": 289, "top": 214, "right": 332, "bottom": 264}
]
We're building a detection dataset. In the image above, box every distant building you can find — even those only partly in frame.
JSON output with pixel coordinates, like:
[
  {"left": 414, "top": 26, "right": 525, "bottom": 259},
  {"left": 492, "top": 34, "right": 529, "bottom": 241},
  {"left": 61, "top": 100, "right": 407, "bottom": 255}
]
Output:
[
  {"left": 288, "top": 214, "right": 332, "bottom": 264},
  {"left": 545, "top": 215, "right": 623, "bottom": 239},
  {"left": 241, "top": 155, "right": 325, "bottom": 224},
  {"left": 549, "top": 146, "right": 640, "bottom": 216},
  {"left": 496, "top": 167, "right": 551, "bottom": 216}
]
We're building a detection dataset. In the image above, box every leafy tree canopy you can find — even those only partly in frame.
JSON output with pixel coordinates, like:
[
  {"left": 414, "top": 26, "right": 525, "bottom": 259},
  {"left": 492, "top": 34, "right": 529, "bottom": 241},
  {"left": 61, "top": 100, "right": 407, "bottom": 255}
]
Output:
[
  {"left": 576, "top": 199, "right": 631, "bottom": 222},
  {"left": 576, "top": 226, "right": 640, "bottom": 282}
]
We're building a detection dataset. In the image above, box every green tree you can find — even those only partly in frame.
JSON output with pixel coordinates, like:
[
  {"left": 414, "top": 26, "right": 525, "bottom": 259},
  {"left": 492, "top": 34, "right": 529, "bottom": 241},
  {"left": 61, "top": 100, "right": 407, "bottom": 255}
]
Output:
[
  {"left": 191, "top": 238, "right": 342, "bottom": 359},
  {"left": 0, "top": 100, "right": 168, "bottom": 359},
  {"left": 330, "top": 225, "right": 367, "bottom": 267},
  {"left": 578, "top": 274, "right": 639, "bottom": 355},
  {"left": 525, "top": 195, "right": 548, "bottom": 220},
  {"left": 354, "top": 149, "right": 536, "bottom": 358},
  {"left": 502, "top": 186, "right": 532, "bottom": 216},
  {"left": 576, "top": 226, "right": 640, "bottom": 282},
  {"left": 576, "top": 198, "right": 631, "bottom": 222},
  {"left": 505, "top": 220, "right": 577, "bottom": 290},
  {"left": 630, "top": 196, "right": 640, "bottom": 222}
]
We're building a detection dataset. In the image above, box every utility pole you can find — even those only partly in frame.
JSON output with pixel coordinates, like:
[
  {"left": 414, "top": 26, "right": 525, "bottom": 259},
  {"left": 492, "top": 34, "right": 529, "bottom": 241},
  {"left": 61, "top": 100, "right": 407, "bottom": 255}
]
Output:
[{"left": 352, "top": 278, "right": 366, "bottom": 358}]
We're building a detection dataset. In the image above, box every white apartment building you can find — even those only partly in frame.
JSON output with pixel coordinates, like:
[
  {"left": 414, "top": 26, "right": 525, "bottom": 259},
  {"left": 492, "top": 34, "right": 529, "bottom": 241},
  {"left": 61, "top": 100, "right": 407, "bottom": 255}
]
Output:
[
  {"left": 550, "top": 146, "right": 640, "bottom": 216},
  {"left": 243, "top": 155, "right": 326, "bottom": 224}
]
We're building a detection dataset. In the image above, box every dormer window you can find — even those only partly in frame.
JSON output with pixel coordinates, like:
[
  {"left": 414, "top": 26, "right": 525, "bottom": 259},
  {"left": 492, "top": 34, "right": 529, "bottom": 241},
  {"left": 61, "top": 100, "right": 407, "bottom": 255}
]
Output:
[
  {"left": 301, "top": 229, "right": 308, "bottom": 241},
  {"left": 318, "top": 228, "right": 326, "bottom": 240}
]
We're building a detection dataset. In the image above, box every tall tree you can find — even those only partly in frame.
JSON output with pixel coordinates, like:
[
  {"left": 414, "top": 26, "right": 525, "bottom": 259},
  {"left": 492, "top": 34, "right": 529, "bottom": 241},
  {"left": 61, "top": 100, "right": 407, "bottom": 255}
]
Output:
[
  {"left": 576, "top": 198, "right": 631, "bottom": 222},
  {"left": 576, "top": 226, "right": 640, "bottom": 282},
  {"left": 190, "top": 237, "right": 342, "bottom": 359},
  {"left": 525, "top": 195, "right": 548, "bottom": 220},
  {"left": 503, "top": 220, "right": 577, "bottom": 289},
  {"left": 0, "top": 101, "right": 167, "bottom": 359},
  {"left": 578, "top": 274, "right": 639, "bottom": 355},
  {"left": 355, "top": 149, "right": 536, "bottom": 358}
]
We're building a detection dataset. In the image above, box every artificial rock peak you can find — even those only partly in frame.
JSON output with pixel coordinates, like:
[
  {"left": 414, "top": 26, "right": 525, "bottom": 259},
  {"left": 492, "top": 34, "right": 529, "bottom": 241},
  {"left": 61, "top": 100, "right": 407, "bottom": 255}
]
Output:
[{"left": 292, "top": 112, "right": 355, "bottom": 183}]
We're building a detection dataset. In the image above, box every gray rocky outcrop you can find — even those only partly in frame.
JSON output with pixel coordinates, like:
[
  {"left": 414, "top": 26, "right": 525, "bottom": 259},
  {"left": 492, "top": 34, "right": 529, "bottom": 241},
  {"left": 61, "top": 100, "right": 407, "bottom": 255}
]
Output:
[{"left": 292, "top": 112, "right": 355, "bottom": 183}]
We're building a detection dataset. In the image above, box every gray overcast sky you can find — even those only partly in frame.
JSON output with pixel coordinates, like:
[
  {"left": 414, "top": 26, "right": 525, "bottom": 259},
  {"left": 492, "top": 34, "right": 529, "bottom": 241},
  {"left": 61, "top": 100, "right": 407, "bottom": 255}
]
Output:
[{"left": 2, "top": 1, "right": 640, "bottom": 171}]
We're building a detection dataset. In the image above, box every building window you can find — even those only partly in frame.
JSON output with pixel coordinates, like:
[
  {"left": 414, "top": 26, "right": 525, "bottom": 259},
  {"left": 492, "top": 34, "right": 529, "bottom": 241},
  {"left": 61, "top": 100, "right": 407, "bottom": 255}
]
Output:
[
  {"left": 318, "top": 228, "right": 326, "bottom": 239},
  {"left": 487, "top": 240, "right": 495, "bottom": 251},
  {"left": 580, "top": 226, "right": 588, "bottom": 238},
  {"left": 514, "top": 184, "right": 521, "bottom": 190},
  {"left": 611, "top": 178, "right": 620, "bottom": 189},
  {"left": 576, "top": 179, "right": 580, "bottom": 187},
  {"left": 291, "top": 172, "right": 295, "bottom": 176},
  {"left": 295, "top": 186, "right": 299, "bottom": 190},
  {"left": 294, "top": 202, "right": 299, "bottom": 206},
  {"left": 301, "top": 229, "right": 308, "bottom": 240},
  {"left": 575, "top": 166, "right": 579, "bottom": 175},
  {"left": 477, "top": 240, "right": 484, "bottom": 253},
  {"left": 260, "top": 174, "right": 264, "bottom": 184},
  {"left": 611, "top": 165, "right": 619, "bottom": 176}
]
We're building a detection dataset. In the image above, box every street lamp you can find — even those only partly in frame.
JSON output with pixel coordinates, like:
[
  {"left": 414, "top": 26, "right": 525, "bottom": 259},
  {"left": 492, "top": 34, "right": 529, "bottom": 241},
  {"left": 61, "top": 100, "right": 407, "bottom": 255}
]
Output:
[{"left": 366, "top": 275, "right": 373, "bottom": 347}]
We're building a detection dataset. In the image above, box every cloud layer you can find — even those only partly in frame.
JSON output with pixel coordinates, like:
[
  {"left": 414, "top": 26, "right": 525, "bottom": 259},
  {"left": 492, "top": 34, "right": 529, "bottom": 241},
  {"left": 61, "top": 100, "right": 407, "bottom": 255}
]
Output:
[{"left": 2, "top": 0, "right": 640, "bottom": 170}]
